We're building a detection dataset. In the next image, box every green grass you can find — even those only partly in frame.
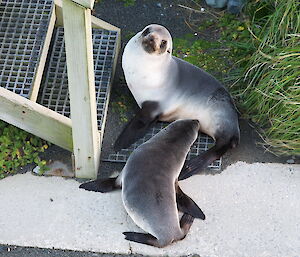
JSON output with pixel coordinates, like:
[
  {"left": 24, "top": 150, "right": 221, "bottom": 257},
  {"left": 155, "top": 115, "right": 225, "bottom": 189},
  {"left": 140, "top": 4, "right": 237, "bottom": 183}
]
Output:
[
  {"left": 119, "top": 0, "right": 136, "bottom": 7},
  {"left": 95, "top": 0, "right": 136, "bottom": 6},
  {"left": 173, "top": 36, "right": 229, "bottom": 79},
  {"left": 173, "top": 13, "right": 255, "bottom": 81},
  {"left": 233, "top": 0, "right": 300, "bottom": 155},
  {"left": 0, "top": 121, "right": 49, "bottom": 179}
]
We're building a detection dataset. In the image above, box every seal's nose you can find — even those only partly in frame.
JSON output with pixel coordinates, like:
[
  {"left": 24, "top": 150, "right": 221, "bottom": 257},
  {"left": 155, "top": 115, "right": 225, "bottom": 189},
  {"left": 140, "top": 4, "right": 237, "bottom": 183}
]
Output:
[
  {"left": 191, "top": 119, "right": 201, "bottom": 130},
  {"left": 142, "top": 27, "right": 151, "bottom": 37}
]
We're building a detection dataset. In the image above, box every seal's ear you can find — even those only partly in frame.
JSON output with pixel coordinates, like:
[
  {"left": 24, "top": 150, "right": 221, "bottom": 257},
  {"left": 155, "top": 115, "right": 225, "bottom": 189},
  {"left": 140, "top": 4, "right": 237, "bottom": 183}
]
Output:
[
  {"left": 114, "top": 101, "right": 161, "bottom": 152},
  {"left": 176, "top": 183, "right": 205, "bottom": 220},
  {"left": 79, "top": 177, "right": 120, "bottom": 193}
]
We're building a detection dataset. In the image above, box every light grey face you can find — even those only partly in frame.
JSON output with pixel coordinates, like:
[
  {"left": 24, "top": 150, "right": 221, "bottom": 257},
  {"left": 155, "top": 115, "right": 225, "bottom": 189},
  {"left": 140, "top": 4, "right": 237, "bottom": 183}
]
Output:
[{"left": 140, "top": 24, "right": 172, "bottom": 55}]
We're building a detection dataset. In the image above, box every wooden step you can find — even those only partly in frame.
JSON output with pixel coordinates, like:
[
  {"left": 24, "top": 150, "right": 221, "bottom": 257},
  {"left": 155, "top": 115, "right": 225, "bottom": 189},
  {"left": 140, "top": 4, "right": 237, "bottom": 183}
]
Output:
[
  {"left": 0, "top": 0, "right": 55, "bottom": 101},
  {"left": 38, "top": 27, "right": 119, "bottom": 133}
]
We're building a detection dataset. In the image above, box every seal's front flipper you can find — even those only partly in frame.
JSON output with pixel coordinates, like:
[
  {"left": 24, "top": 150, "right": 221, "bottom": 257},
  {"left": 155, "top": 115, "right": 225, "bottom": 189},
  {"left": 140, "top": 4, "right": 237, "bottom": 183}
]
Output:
[
  {"left": 114, "top": 101, "right": 161, "bottom": 152},
  {"left": 176, "top": 184, "right": 205, "bottom": 220},
  {"left": 79, "top": 178, "right": 120, "bottom": 193},
  {"left": 123, "top": 232, "right": 162, "bottom": 247}
]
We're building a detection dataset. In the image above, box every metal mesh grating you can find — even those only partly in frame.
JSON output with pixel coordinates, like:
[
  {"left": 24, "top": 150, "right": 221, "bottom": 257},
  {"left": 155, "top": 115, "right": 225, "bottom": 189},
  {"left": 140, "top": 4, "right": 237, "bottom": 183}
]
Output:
[
  {"left": 0, "top": 0, "right": 53, "bottom": 98},
  {"left": 39, "top": 27, "right": 118, "bottom": 130},
  {"left": 103, "top": 122, "right": 222, "bottom": 170}
]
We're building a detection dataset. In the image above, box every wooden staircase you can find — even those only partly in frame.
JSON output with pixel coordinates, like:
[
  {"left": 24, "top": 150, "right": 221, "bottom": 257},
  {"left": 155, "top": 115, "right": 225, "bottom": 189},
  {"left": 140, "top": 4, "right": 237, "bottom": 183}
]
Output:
[{"left": 0, "top": 0, "right": 121, "bottom": 178}]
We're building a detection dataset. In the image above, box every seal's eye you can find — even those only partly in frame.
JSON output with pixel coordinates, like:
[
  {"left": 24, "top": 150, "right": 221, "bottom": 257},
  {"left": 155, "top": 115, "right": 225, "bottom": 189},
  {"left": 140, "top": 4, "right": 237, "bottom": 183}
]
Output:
[{"left": 160, "top": 40, "right": 167, "bottom": 49}]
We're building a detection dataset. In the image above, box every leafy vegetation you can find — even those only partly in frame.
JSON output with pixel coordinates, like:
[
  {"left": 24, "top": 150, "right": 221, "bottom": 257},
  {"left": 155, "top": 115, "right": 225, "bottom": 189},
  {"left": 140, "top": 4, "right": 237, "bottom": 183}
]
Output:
[
  {"left": 111, "top": 97, "right": 130, "bottom": 123},
  {"left": 0, "top": 121, "right": 49, "bottom": 179},
  {"left": 173, "top": 36, "right": 228, "bottom": 79},
  {"left": 173, "top": 12, "right": 255, "bottom": 80},
  {"left": 95, "top": 0, "right": 136, "bottom": 6},
  {"left": 111, "top": 86, "right": 136, "bottom": 124},
  {"left": 118, "top": 0, "right": 136, "bottom": 7}
]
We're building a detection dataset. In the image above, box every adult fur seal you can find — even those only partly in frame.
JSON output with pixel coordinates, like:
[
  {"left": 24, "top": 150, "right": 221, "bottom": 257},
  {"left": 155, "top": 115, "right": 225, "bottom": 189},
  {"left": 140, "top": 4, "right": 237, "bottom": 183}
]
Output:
[
  {"left": 80, "top": 119, "right": 205, "bottom": 247},
  {"left": 114, "top": 24, "right": 240, "bottom": 180}
]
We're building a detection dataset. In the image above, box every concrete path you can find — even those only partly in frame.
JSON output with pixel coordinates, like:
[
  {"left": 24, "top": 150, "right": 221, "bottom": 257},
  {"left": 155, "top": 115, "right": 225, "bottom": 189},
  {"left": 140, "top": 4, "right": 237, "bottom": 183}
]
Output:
[{"left": 0, "top": 162, "right": 299, "bottom": 257}]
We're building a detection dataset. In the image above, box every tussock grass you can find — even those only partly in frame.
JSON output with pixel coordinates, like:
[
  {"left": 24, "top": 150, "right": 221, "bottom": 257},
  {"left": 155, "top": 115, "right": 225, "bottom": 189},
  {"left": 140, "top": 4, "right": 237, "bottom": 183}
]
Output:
[{"left": 234, "top": 0, "right": 300, "bottom": 155}]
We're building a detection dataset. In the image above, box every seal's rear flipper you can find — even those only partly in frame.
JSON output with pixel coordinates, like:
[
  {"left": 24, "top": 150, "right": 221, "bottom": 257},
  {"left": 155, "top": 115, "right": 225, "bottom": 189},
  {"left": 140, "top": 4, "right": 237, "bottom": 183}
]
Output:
[
  {"left": 178, "top": 138, "right": 235, "bottom": 180},
  {"left": 114, "top": 101, "right": 161, "bottom": 152},
  {"left": 178, "top": 151, "right": 216, "bottom": 180},
  {"left": 176, "top": 184, "right": 205, "bottom": 220},
  {"left": 79, "top": 178, "right": 120, "bottom": 193},
  {"left": 123, "top": 232, "right": 162, "bottom": 248}
]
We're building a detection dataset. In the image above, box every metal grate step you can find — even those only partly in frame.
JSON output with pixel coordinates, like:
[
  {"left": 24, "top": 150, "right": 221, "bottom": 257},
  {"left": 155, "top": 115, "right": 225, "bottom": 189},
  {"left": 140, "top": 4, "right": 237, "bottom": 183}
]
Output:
[
  {"left": 103, "top": 122, "right": 222, "bottom": 170},
  {"left": 39, "top": 27, "right": 118, "bottom": 131},
  {"left": 0, "top": 0, "right": 53, "bottom": 98}
]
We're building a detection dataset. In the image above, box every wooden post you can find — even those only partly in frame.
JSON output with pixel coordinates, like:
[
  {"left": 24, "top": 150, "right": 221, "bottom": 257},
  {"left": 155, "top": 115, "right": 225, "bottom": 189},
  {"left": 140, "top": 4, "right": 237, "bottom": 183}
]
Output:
[{"left": 62, "top": 0, "right": 100, "bottom": 179}]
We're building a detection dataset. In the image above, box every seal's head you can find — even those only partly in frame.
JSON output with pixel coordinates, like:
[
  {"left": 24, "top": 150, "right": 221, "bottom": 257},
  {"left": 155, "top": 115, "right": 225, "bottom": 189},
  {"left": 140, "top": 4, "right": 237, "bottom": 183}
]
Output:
[
  {"left": 172, "top": 119, "right": 200, "bottom": 143},
  {"left": 140, "top": 24, "right": 172, "bottom": 55},
  {"left": 162, "top": 119, "right": 200, "bottom": 148}
]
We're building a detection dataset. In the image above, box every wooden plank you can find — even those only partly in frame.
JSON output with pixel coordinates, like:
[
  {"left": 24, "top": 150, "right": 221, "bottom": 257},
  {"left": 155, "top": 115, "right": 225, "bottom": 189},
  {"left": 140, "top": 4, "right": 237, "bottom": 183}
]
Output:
[
  {"left": 111, "top": 27, "right": 121, "bottom": 82},
  {"left": 54, "top": 0, "right": 120, "bottom": 31},
  {"left": 54, "top": 0, "right": 94, "bottom": 11},
  {"left": 29, "top": 7, "right": 56, "bottom": 102},
  {"left": 98, "top": 27, "right": 121, "bottom": 141},
  {"left": 62, "top": 0, "right": 100, "bottom": 179},
  {"left": 70, "top": 0, "right": 94, "bottom": 9},
  {"left": 54, "top": 0, "right": 64, "bottom": 27},
  {"left": 0, "top": 87, "right": 73, "bottom": 151},
  {"left": 91, "top": 16, "right": 120, "bottom": 31}
]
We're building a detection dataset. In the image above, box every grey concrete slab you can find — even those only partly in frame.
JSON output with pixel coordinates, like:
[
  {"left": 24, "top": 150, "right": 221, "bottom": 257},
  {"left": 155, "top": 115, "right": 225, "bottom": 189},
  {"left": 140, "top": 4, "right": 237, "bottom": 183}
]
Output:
[{"left": 0, "top": 162, "right": 299, "bottom": 256}]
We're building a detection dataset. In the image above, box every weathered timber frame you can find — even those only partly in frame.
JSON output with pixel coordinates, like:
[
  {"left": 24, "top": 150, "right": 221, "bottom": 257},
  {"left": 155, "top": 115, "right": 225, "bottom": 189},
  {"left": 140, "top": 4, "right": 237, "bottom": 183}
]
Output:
[{"left": 0, "top": 0, "right": 121, "bottom": 179}]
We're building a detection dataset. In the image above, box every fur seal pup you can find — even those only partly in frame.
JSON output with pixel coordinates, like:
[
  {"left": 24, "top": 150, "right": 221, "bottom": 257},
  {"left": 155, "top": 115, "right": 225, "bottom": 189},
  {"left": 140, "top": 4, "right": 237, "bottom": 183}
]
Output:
[
  {"left": 114, "top": 24, "right": 240, "bottom": 180},
  {"left": 80, "top": 119, "right": 205, "bottom": 247}
]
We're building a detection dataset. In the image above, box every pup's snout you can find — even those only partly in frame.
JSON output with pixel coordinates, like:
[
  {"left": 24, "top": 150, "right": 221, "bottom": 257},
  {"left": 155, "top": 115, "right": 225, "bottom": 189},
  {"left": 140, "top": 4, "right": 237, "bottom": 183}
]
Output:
[
  {"left": 142, "top": 34, "right": 156, "bottom": 53},
  {"left": 191, "top": 119, "right": 200, "bottom": 130}
]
